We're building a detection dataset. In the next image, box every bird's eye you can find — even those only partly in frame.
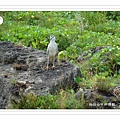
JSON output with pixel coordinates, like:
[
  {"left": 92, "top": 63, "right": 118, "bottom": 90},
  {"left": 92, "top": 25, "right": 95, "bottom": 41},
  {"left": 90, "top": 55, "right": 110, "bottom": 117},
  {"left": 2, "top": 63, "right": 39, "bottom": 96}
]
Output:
[
  {"left": 50, "top": 35, "right": 54, "bottom": 39},
  {"left": 50, "top": 36, "right": 52, "bottom": 39}
]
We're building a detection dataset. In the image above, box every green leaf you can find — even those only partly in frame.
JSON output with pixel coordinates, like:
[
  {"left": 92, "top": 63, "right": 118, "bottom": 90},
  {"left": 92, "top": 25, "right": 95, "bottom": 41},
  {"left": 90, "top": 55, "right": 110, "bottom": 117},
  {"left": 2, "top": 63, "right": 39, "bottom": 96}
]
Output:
[
  {"left": 32, "top": 41, "right": 37, "bottom": 48},
  {"left": 74, "top": 76, "right": 82, "bottom": 84}
]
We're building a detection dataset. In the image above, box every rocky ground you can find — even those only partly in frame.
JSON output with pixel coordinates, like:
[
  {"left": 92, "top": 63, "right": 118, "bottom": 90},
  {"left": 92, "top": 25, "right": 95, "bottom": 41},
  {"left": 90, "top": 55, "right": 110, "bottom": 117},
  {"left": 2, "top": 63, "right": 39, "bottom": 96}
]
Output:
[
  {"left": 0, "top": 41, "right": 81, "bottom": 109},
  {"left": 0, "top": 41, "right": 119, "bottom": 109}
]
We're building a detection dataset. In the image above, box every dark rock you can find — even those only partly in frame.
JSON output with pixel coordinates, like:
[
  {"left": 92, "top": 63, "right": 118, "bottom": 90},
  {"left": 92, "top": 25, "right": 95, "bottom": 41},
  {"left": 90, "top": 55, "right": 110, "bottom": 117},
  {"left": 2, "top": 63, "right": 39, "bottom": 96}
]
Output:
[
  {"left": 0, "top": 76, "right": 10, "bottom": 109},
  {"left": 75, "top": 88, "right": 120, "bottom": 109},
  {"left": 0, "top": 41, "right": 82, "bottom": 108}
]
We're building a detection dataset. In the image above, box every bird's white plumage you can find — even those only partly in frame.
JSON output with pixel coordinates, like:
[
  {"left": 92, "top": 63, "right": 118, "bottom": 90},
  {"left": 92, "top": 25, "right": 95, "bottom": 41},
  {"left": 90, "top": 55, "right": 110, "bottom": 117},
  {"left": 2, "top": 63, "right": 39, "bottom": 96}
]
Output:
[
  {"left": 47, "top": 40, "right": 58, "bottom": 60},
  {"left": 46, "top": 35, "right": 58, "bottom": 69}
]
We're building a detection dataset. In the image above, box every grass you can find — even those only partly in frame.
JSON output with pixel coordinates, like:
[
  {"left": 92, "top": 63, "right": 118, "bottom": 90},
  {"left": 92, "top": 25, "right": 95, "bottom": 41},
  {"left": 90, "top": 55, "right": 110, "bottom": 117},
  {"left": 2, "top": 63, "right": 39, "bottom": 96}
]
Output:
[
  {"left": 10, "top": 90, "right": 86, "bottom": 109},
  {"left": 0, "top": 11, "right": 120, "bottom": 109}
]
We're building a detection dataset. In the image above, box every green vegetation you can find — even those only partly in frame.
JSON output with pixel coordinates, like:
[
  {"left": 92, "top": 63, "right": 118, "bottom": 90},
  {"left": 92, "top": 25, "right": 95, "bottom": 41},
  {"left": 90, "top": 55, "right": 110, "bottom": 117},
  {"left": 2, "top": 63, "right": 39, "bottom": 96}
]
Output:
[
  {"left": 11, "top": 90, "right": 86, "bottom": 109},
  {"left": 0, "top": 11, "right": 120, "bottom": 109}
]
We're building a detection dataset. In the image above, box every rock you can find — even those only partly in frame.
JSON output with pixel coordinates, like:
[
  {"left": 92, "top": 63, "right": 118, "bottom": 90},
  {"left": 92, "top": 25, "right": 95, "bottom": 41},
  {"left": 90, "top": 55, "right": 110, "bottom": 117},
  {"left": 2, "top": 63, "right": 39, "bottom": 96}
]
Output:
[
  {"left": 74, "top": 88, "right": 120, "bottom": 109},
  {"left": 110, "top": 85, "right": 120, "bottom": 98},
  {"left": 0, "top": 41, "right": 82, "bottom": 108}
]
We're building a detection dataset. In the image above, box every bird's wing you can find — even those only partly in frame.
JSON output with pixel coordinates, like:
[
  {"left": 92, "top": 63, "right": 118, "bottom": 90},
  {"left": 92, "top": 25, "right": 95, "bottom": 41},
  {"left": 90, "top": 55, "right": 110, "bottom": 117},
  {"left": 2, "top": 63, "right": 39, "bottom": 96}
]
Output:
[
  {"left": 56, "top": 43, "right": 58, "bottom": 52},
  {"left": 55, "top": 43, "right": 58, "bottom": 56}
]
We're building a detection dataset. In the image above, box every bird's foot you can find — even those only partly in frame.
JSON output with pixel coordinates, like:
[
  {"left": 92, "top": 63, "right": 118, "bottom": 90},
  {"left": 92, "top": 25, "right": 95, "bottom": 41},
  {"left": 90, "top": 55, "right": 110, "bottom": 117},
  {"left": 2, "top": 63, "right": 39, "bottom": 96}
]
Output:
[
  {"left": 46, "top": 66, "right": 49, "bottom": 70},
  {"left": 57, "top": 59, "right": 61, "bottom": 66},
  {"left": 52, "top": 65, "right": 55, "bottom": 69},
  {"left": 46, "top": 65, "right": 55, "bottom": 70}
]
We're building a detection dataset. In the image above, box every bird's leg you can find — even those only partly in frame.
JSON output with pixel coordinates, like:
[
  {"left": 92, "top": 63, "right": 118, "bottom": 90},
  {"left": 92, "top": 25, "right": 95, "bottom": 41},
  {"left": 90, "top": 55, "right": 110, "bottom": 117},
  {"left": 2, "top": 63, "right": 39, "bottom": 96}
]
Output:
[
  {"left": 57, "top": 58, "right": 61, "bottom": 66},
  {"left": 46, "top": 56, "right": 49, "bottom": 70},
  {"left": 52, "top": 57, "right": 55, "bottom": 69}
]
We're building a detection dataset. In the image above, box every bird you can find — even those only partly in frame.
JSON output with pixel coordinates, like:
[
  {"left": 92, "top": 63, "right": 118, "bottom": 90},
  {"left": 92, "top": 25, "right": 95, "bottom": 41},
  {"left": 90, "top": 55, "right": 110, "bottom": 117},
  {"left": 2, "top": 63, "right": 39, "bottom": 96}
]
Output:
[{"left": 46, "top": 35, "right": 58, "bottom": 69}]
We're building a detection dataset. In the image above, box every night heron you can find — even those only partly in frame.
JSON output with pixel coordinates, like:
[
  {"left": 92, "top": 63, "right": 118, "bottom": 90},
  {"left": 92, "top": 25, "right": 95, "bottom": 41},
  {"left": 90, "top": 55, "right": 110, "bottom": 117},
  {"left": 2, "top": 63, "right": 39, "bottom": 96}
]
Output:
[{"left": 46, "top": 35, "right": 58, "bottom": 69}]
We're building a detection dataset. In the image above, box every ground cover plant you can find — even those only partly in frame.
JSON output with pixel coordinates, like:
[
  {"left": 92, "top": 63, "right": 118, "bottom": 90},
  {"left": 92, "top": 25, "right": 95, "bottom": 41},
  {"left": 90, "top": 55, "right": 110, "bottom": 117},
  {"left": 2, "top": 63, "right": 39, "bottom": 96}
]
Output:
[{"left": 0, "top": 11, "right": 120, "bottom": 109}]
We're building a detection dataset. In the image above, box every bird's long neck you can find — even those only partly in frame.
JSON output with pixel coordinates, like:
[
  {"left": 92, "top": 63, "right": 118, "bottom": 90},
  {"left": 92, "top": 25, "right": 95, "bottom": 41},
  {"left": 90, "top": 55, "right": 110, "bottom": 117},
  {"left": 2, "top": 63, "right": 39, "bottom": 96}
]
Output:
[{"left": 50, "top": 39, "right": 55, "bottom": 43}]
